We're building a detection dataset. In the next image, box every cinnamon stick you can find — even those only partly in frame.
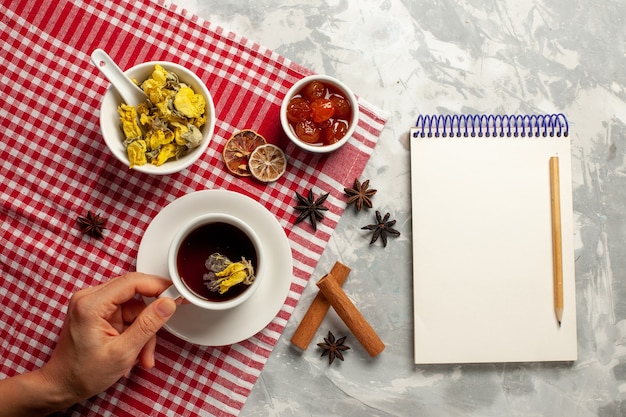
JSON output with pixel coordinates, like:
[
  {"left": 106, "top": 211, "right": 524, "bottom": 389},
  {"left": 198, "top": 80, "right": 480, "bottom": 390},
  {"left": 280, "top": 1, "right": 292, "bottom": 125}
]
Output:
[
  {"left": 316, "top": 274, "right": 385, "bottom": 357},
  {"left": 290, "top": 262, "right": 351, "bottom": 350}
]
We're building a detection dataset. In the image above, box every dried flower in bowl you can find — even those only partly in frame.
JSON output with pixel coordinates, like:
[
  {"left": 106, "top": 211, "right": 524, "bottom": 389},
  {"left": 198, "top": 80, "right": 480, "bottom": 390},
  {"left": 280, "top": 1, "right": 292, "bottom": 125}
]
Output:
[
  {"left": 99, "top": 61, "right": 216, "bottom": 175},
  {"left": 118, "top": 64, "right": 207, "bottom": 168}
]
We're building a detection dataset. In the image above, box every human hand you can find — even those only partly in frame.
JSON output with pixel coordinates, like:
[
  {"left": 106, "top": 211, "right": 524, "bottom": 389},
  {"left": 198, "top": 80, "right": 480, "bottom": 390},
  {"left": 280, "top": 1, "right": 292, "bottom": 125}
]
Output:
[{"left": 39, "top": 272, "right": 177, "bottom": 405}]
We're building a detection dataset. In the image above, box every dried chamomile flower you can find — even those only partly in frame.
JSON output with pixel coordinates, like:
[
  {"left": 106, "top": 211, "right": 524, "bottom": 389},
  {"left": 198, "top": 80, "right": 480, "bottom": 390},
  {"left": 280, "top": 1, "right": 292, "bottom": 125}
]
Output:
[
  {"left": 117, "top": 64, "right": 207, "bottom": 168},
  {"left": 174, "top": 85, "right": 206, "bottom": 118},
  {"left": 203, "top": 253, "right": 256, "bottom": 294}
]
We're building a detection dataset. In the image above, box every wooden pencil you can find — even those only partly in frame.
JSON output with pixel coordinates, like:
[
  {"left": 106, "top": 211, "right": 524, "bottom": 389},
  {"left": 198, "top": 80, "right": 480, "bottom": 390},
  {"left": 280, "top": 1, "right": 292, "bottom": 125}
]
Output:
[{"left": 550, "top": 156, "right": 564, "bottom": 327}]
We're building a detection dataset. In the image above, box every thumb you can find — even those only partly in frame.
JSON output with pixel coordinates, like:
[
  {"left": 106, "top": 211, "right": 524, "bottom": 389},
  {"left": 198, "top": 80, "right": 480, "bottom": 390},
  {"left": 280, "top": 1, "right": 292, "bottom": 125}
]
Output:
[{"left": 123, "top": 297, "right": 177, "bottom": 349}]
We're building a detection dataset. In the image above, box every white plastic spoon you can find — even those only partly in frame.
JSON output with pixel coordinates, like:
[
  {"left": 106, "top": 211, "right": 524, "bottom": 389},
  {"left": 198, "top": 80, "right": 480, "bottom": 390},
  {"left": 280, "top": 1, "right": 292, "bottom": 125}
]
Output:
[{"left": 90, "top": 48, "right": 148, "bottom": 106}]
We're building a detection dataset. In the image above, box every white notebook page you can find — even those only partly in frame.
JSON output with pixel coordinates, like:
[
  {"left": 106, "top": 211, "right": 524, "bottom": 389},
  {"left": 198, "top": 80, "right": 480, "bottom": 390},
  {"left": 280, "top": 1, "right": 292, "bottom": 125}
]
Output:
[{"left": 410, "top": 130, "right": 577, "bottom": 364}]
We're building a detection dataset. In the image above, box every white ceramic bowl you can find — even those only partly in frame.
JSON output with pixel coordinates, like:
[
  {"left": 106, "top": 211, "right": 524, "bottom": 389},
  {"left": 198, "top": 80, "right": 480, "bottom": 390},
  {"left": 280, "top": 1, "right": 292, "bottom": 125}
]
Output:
[
  {"left": 99, "top": 61, "right": 216, "bottom": 175},
  {"left": 280, "top": 74, "right": 359, "bottom": 154}
]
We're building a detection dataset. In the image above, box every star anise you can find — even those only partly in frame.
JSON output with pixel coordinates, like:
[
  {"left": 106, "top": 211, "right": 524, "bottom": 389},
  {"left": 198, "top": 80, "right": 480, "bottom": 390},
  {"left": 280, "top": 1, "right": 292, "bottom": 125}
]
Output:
[
  {"left": 344, "top": 178, "right": 377, "bottom": 212},
  {"left": 77, "top": 211, "right": 107, "bottom": 239},
  {"left": 361, "top": 210, "right": 401, "bottom": 247},
  {"left": 317, "top": 331, "right": 350, "bottom": 365},
  {"left": 294, "top": 189, "right": 329, "bottom": 232}
]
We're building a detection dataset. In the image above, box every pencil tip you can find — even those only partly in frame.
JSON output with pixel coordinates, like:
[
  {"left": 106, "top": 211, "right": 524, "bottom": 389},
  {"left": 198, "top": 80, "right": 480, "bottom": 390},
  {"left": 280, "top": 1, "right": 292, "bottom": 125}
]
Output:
[{"left": 558, "top": 320, "right": 561, "bottom": 327}]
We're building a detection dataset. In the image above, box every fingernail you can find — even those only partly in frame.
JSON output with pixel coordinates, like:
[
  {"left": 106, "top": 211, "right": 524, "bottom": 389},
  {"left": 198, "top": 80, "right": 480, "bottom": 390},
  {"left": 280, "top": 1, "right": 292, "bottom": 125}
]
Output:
[
  {"left": 145, "top": 356, "right": 155, "bottom": 369},
  {"left": 156, "top": 298, "right": 176, "bottom": 318}
]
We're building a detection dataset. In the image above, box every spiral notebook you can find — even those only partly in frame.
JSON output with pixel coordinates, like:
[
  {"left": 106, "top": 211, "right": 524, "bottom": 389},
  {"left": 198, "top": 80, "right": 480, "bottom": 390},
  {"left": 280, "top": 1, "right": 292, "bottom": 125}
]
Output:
[{"left": 410, "top": 114, "right": 577, "bottom": 364}]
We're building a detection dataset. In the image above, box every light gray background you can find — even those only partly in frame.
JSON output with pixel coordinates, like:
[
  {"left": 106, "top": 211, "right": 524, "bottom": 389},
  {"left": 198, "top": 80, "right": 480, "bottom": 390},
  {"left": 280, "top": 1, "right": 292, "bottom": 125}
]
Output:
[{"left": 171, "top": 1, "right": 626, "bottom": 415}]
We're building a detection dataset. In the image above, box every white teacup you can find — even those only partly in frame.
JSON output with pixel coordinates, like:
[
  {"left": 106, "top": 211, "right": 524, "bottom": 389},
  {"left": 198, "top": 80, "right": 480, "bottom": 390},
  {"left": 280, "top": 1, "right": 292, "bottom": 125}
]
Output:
[{"left": 161, "top": 213, "right": 264, "bottom": 310}]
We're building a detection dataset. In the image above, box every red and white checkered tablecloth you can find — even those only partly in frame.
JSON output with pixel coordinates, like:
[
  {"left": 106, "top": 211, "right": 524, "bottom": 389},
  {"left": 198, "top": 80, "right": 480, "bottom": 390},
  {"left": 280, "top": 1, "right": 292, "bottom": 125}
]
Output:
[{"left": 0, "top": 0, "right": 385, "bottom": 415}]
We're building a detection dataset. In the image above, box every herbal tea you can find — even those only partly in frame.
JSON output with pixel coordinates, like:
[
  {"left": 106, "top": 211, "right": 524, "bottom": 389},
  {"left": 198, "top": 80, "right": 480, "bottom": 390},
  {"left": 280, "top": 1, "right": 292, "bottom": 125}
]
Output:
[{"left": 176, "top": 221, "right": 258, "bottom": 302}]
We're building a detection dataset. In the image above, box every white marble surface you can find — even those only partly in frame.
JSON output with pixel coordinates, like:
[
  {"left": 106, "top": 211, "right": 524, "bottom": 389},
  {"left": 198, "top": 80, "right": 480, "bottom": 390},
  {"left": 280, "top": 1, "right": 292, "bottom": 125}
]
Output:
[{"left": 171, "top": 1, "right": 626, "bottom": 415}]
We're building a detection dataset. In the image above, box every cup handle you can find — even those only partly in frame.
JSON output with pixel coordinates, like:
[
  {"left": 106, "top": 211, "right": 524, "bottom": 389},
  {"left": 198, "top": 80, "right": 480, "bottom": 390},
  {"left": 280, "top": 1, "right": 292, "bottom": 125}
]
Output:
[{"left": 159, "top": 284, "right": 183, "bottom": 302}]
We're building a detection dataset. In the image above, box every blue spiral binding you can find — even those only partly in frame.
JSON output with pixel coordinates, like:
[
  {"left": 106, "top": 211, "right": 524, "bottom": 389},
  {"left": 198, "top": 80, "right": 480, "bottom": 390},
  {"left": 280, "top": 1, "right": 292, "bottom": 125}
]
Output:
[{"left": 413, "top": 114, "right": 569, "bottom": 138}]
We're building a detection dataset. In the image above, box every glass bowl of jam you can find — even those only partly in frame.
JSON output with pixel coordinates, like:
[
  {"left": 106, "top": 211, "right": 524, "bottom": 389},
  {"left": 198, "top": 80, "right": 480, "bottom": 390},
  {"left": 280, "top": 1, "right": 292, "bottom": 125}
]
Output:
[{"left": 280, "top": 75, "right": 359, "bottom": 153}]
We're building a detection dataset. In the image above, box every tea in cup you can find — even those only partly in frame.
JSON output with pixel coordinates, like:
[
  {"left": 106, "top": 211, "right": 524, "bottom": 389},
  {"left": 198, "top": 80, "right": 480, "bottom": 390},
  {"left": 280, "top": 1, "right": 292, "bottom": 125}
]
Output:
[{"left": 161, "top": 213, "right": 264, "bottom": 310}]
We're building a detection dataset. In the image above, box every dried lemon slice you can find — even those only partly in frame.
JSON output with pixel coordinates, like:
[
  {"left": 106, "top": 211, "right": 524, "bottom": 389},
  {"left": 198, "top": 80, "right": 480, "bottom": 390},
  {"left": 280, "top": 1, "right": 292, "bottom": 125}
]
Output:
[
  {"left": 249, "top": 144, "right": 287, "bottom": 182},
  {"left": 222, "top": 129, "right": 267, "bottom": 176}
]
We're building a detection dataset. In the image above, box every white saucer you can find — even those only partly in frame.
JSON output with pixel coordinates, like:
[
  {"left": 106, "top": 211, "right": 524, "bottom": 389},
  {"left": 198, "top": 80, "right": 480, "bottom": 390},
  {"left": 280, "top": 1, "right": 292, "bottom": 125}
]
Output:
[{"left": 137, "top": 190, "right": 293, "bottom": 346}]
